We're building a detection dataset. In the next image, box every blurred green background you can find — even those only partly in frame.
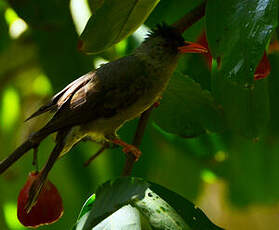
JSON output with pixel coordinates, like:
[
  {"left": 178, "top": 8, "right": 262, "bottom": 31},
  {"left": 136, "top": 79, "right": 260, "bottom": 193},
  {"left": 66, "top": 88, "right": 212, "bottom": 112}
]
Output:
[{"left": 1, "top": 0, "right": 279, "bottom": 229}]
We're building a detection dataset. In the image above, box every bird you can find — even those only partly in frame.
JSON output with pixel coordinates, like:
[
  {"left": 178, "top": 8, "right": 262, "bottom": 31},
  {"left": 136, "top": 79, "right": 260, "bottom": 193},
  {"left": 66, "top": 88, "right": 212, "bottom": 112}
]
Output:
[{"left": 0, "top": 24, "right": 207, "bottom": 211}]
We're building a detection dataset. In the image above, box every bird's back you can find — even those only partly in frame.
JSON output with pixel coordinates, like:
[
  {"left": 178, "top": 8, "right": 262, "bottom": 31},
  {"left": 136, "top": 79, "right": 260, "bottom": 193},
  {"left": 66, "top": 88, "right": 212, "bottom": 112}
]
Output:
[{"left": 31, "top": 55, "right": 153, "bottom": 137}]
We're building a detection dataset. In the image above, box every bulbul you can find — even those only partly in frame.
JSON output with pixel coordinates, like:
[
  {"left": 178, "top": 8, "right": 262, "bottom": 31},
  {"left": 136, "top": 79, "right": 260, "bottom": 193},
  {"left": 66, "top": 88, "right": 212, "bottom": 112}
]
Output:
[{"left": 0, "top": 24, "right": 207, "bottom": 211}]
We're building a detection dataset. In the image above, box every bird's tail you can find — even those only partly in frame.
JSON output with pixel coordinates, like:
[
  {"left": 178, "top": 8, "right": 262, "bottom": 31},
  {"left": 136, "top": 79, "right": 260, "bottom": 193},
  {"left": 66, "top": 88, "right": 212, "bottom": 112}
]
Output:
[
  {"left": 0, "top": 130, "right": 49, "bottom": 174},
  {"left": 25, "top": 129, "right": 69, "bottom": 212}
]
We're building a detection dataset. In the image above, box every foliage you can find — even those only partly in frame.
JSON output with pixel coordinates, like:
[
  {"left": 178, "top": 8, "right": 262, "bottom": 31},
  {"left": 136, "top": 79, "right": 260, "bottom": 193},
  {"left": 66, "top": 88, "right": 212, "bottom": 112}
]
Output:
[
  {"left": 1, "top": 0, "right": 279, "bottom": 229},
  {"left": 73, "top": 177, "right": 223, "bottom": 230}
]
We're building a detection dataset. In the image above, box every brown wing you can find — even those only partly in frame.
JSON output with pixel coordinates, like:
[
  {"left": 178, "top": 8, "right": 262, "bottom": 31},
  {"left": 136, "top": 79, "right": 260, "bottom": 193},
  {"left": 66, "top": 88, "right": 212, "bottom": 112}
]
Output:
[
  {"left": 25, "top": 71, "right": 94, "bottom": 121},
  {"left": 37, "top": 55, "right": 148, "bottom": 135}
]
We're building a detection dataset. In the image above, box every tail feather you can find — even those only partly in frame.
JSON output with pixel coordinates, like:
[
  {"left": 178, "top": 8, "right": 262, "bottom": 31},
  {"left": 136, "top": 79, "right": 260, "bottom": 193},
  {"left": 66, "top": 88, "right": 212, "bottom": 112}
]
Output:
[
  {"left": 25, "top": 129, "right": 69, "bottom": 212},
  {"left": 0, "top": 140, "right": 35, "bottom": 174},
  {"left": 0, "top": 129, "right": 50, "bottom": 174}
]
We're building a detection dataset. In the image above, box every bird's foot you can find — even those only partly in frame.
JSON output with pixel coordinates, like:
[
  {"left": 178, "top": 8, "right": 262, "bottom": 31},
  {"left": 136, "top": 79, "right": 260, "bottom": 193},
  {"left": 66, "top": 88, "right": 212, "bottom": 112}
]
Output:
[{"left": 112, "top": 139, "right": 142, "bottom": 161}]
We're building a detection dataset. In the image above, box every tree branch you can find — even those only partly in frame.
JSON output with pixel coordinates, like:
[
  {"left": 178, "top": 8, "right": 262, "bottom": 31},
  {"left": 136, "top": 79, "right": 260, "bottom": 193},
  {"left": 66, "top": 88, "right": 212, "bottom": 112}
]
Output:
[
  {"left": 122, "top": 106, "right": 154, "bottom": 176},
  {"left": 122, "top": 1, "right": 207, "bottom": 176},
  {"left": 172, "top": 1, "right": 207, "bottom": 33}
]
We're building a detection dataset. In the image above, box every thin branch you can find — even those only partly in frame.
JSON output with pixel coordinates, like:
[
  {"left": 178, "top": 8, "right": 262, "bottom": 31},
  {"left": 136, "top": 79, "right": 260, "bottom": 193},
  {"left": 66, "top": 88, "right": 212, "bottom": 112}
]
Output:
[
  {"left": 172, "top": 1, "right": 207, "bottom": 34},
  {"left": 122, "top": 106, "right": 154, "bottom": 176},
  {"left": 122, "top": 1, "right": 207, "bottom": 176},
  {"left": 84, "top": 144, "right": 108, "bottom": 167}
]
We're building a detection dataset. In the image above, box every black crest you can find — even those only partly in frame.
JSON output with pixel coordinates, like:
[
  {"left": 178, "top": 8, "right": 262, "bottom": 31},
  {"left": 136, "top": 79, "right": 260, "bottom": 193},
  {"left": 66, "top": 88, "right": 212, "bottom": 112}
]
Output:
[{"left": 147, "top": 23, "right": 184, "bottom": 46}]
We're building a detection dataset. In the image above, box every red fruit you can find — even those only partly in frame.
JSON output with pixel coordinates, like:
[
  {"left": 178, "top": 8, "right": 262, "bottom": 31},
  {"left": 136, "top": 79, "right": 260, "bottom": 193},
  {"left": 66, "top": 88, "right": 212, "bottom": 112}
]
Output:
[{"left": 17, "top": 172, "right": 63, "bottom": 228}]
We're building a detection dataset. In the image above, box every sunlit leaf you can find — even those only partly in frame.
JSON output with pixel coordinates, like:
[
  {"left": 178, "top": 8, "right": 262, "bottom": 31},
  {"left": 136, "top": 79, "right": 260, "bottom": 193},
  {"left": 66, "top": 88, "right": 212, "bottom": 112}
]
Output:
[
  {"left": 3, "top": 202, "right": 23, "bottom": 230},
  {"left": 32, "top": 74, "right": 52, "bottom": 96},
  {"left": 0, "top": 87, "right": 20, "bottom": 132},
  {"left": 79, "top": 0, "right": 160, "bottom": 53},
  {"left": 74, "top": 205, "right": 142, "bottom": 230},
  {"left": 76, "top": 177, "right": 223, "bottom": 230},
  {"left": 82, "top": 177, "right": 148, "bottom": 230},
  {"left": 134, "top": 188, "right": 190, "bottom": 229}
]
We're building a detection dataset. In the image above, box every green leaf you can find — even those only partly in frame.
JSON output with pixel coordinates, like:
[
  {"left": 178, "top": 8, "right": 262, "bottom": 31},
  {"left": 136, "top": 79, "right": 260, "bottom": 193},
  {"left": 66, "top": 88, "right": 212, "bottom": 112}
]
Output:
[
  {"left": 82, "top": 177, "right": 149, "bottom": 230},
  {"left": 206, "top": 0, "right": 278, "bottom": 85},
  {"left": 74, "top": 205, "right": 143, "bottom": 230},
  {"left": 77, "top": 177, "right": 223, "bottom": 230},
  {"left": 134, "top": 188, "right": 190, "bottom": 229},
  {"left": 78, "top": 195, "right": 96, "bottom": 221},
  {"left": 212, "top": 73, "right": 270, "bottom": 138},
  {"left": 89, "top": 0, "right": 105, "bottom": 13},
  {"left": 80, "top": 0, "right": 160, "bottom": 53},
  {"left": 152, "top": 72, "right": 225, "bottom": 138},
  {"left": 178, "top": 54, "right": 212, "bottom": 92},
  {"left": 150, "top": 183, "right": 224, "bottom": 230},
  {"left": 206, "top": 0, "right": 276, "bottom": 137}
]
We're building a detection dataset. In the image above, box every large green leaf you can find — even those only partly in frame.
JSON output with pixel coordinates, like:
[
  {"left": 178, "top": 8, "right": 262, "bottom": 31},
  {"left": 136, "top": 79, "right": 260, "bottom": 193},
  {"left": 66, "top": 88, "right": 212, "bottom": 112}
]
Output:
[
  {"left": 206, "top": 0, "right": 278, "bottom": 85},
  {"left": 74, "top": 205, "right": 144, "bottom": 230},
  {"left": 80, "top": 0, "right": 159, "bottom": 53},
  {"left": 82, "top": 177, "right": 148, "bottom": 230},
  {"left": 76, "top": 177, "right": 223, "bottom": 230},
  {"left": 134, "top": 188, "right": 190, "bottom": 229},
  {"left": 152, "top": 72, "right": 225, "bottom": 138},
  {"left": 150, "top": 183, "right": 224, "bottom": 230},
  {"left": 88, "top": 0, "right": 105, "bottom": 13},
  {"left": 177, "top": 53, "right": 212, "bottom": 92},
  {"left": 206, "top": 0, "right": 276, "bottom": 137}
]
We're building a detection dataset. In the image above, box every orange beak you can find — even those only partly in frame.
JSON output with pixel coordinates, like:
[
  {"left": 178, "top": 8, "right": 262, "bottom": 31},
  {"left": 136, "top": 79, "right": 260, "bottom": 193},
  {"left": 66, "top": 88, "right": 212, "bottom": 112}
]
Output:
[{"left": 178, "top": 41, "right": 208, "bottom": 54}]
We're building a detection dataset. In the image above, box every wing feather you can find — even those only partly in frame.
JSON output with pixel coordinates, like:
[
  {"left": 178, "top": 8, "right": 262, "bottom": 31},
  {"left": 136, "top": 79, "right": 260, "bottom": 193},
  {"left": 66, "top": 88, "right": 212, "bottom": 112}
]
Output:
[{"left": 25, "top": 71, "right": 94, "bottom": 121}]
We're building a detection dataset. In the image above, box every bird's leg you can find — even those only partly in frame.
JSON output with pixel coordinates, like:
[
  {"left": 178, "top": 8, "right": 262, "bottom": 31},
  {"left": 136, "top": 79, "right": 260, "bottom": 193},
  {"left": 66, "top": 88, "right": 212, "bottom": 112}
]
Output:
[
  {"left": 25, "top": 130, "right": 68, "bottom": 213},
  {"left": 112, "top": 139, "right": 142, "bottom": 161},
  {"left": 32, "top": 145, "right": 39, "bottom": 173},
  {"left": 84, "top": 143, "right": 109, "bottom": 167}
]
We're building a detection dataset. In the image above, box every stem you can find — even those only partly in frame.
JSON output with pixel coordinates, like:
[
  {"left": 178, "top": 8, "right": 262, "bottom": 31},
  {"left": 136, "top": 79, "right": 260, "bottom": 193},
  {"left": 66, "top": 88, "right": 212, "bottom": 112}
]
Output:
[
  {"left": 84, "top": 144, "right": 108, "bottom": 167},
  {"left": 32, "top": 145, "right": 39, "bottom": 173},
  {"left": 123, "top": 2, "right": 207, "bottom": 176},
  {"left": 122, "top": 107, "right": 154, "bottom": 176},
  {"left": 172, "top": 1, "right": 207, "bottom": 33}
]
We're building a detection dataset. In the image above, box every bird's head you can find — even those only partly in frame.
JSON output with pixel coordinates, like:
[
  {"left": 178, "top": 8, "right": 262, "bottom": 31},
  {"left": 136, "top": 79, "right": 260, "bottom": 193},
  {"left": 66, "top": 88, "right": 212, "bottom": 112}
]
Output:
[{"left": 135, "top": 24, "right": 208, "bottom": 65}]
